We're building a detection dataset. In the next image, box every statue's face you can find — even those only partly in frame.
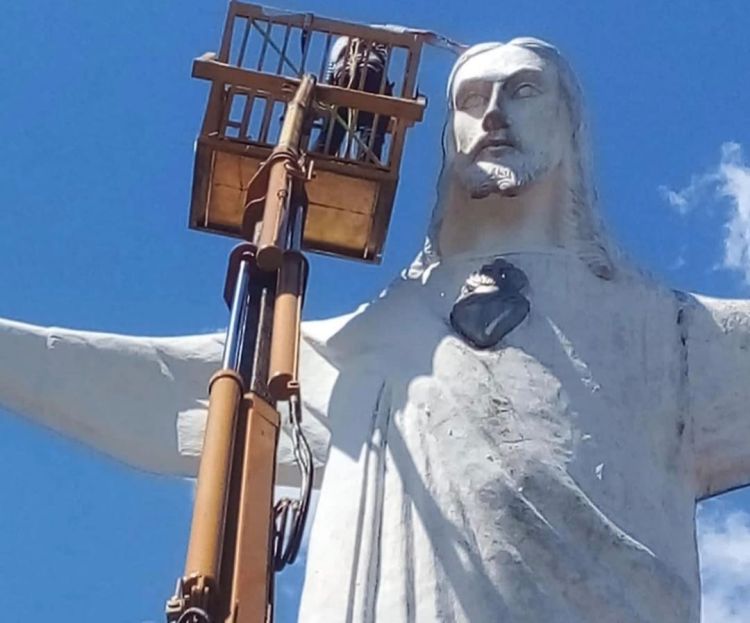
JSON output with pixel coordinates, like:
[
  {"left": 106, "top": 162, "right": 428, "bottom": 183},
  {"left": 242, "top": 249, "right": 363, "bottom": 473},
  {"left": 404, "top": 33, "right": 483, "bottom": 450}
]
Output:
[{"left": 451, "top": 44, "right": 566, "bottom": 199}]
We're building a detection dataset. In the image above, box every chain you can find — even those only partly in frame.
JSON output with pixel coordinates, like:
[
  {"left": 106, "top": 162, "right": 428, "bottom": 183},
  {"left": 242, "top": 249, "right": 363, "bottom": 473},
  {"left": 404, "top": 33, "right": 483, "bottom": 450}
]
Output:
[
  {"left": 272, "top": 393, "right": 314, "bottom": 571},
  {"left": 176, "top": 608, "right": 212, "bottom": 623}
]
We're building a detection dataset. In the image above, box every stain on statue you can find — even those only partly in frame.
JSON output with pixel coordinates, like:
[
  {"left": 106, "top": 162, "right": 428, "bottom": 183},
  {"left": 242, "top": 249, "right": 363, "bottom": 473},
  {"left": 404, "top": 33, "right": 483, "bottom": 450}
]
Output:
[
  {"left": 2, "top": 38, "right": 750, "bottom": 623},
  {"left": 450, "top": 258, "right": 530, "bottom": 348}
]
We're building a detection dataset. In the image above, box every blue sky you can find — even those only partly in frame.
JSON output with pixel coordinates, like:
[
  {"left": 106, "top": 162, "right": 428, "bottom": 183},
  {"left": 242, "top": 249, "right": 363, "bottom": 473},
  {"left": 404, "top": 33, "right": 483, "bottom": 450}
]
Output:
[{"left": 1, "top": 1, "right": 750, "bottom": 621}]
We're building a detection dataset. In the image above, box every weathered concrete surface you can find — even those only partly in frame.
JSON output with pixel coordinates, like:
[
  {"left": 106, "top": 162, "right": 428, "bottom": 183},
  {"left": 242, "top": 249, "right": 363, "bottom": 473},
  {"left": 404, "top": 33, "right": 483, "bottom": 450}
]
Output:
[{"left": 299, "top": 249, "right": 750, "bottom": 622}]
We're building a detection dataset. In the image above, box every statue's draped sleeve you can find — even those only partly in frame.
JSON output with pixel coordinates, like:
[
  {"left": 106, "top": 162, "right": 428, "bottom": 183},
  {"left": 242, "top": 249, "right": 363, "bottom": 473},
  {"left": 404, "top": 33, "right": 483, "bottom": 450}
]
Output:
[
  {"left": 688, "top": 295, "right": 750, "bottom": 498},
  {"left": 0, "top": 317, "right": 333, "bottom": 485}
]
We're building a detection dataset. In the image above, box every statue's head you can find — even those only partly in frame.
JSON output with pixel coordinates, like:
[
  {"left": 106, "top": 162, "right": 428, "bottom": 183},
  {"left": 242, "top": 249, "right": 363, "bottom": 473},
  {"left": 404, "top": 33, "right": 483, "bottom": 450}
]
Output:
[
  {"left": 418, "top": 38, "right": 614, "bottom": 279},
  {"left": 449, "top": 40, "right": 572, "bottom": 199}
]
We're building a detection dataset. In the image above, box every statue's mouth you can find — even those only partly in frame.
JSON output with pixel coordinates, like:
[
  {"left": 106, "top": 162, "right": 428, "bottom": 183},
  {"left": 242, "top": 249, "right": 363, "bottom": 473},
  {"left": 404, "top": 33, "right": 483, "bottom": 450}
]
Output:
[
  {"left": 477, "top": 135, "right": 516, "bottom": 158},
  {"left": 483, "top": 143, "right": 514, "bottom": 156},
  {"left": 461, "top": 133, "right": 517, "bottom": 162},
  {"left": 485, "top": 136, "right": 514, "bottom": 147}
]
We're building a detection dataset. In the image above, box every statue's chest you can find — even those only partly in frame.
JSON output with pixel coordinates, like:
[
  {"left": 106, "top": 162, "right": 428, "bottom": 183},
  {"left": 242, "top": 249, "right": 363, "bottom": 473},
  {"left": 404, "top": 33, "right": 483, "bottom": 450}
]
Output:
[
  {"left": 390, "top": 297, "right": 684, "bottom": 488},
  {"left": 399, "top": 336, "right": 578, "bottom": 468},
  {"left": 375, "top": 258, "right": 687, "bottom": 495},
  {"left": 387, "top": 330, "right": 689, "bottom": 564}
]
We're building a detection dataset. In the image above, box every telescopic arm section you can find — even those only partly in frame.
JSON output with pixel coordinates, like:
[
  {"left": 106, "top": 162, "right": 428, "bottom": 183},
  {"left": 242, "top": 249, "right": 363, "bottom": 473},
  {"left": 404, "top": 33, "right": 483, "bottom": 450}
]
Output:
[{"left": 167, "top": 75, "right": 316, "bottom": 623}]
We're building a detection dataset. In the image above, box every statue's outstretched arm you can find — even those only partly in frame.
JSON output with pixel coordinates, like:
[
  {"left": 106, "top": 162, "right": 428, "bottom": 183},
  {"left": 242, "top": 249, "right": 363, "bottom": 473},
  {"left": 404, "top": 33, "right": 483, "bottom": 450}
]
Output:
[
  {"left": 688, "top": 295, "right": 750, "bottom": 498},
  {"left": 0, "top": 317, "right": 332, "bottom": 485}
]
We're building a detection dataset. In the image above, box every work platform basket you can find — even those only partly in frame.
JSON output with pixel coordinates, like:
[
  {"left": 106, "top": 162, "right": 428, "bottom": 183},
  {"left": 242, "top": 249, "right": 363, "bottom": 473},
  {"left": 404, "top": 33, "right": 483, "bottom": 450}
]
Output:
[{"left": 190, "top": 1, "right": 427, "bottom": 262}]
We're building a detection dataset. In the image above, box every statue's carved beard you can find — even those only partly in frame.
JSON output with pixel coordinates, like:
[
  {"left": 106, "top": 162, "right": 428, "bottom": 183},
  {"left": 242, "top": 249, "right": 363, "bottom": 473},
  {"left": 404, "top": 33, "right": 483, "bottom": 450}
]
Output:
[{"left": 455, "top": 150, "right": 550, "bottom": 200}]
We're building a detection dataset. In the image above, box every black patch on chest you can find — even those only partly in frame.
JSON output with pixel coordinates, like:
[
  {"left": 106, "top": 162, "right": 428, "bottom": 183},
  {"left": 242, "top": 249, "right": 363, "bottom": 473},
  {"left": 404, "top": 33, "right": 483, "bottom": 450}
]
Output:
[{"left": 450, "top": 259, "right": 530, "bottom": 349}]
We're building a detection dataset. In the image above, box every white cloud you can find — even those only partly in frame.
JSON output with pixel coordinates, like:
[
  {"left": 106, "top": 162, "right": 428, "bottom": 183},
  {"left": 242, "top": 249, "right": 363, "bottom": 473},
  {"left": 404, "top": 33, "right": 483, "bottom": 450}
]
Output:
[
  {"left": 659, "top": 174, "right": 718, "bottom": 216},
  {"left": 669, "top": 245, "right": 687, "bottom": 271},
  {"left": 718, "top": 144, "right": 750, "bottom": 284},
  {"left": 661, "top": 188, "right": 690, "bottom": 214},
  {"left": 660, "top": 142, "right": 750, "bottom": 285},
  {"left": 697, "top": 505, "right": 750, "bottom": 623}
]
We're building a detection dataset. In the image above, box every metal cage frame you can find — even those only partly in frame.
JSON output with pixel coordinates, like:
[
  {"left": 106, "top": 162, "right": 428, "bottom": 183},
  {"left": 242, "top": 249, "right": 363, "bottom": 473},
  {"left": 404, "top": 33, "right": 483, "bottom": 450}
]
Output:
[{"left": 189, "top": 1, "right": 428, "bottom": 262}]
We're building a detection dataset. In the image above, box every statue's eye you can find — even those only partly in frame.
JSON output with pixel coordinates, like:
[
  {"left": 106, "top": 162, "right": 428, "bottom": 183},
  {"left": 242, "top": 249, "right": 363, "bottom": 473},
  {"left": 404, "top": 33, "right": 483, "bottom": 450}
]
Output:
[
  {"left": 458, "top": 92, "right": 489, "bottom": 112},
  {"left": 512, "top": 83, "right": 541, "bottom": 99}
]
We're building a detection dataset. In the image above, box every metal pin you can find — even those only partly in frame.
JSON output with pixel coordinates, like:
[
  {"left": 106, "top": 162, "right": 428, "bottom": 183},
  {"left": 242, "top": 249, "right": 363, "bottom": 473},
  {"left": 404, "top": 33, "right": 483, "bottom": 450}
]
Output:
[
  {"left": 299, "top": 25, "right": 312, "bottom": 74},
  {"left": 276, "top": 24, "right": 292, "bottom": 74},
  {"left": 240, "top": 91, "right": 255, "bottom": 139},
  {"left": 257, "top": 18, "right": 273, "bottom": 71},
  {"left": 319, "top": 32, "right": 332, "bottom": 81},
  {"left": 323, "top": 106, "right": 337, "bottom": 155},
  {"left": 357, "top": 40, "right": 372, "bottom": 91},
  {"left": 259, "top": 98, "right": 276, "bottom": 144},
  {"left": 237, "top": 17, "right": 252, "bottom": 67}
]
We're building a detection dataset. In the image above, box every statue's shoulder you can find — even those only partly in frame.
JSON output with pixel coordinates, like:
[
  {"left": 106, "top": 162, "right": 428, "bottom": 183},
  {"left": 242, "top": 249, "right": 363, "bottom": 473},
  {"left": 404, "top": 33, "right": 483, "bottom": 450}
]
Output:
[
  {"left": 301, "top": 273, "right": 428, "bottom": 365},
  {"left": 302, "top": 305, "right": 368, "bottom": 355},
  {"left": 682, "top": 290, "right": 750, "bottom": 337},
  {"left": 597, "top": 255, "right": 687, "bottom": 308}
]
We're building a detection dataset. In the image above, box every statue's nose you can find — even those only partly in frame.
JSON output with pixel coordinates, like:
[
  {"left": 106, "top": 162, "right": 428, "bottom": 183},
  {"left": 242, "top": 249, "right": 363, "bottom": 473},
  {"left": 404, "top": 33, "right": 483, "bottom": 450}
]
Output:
[
  {"left": 482, "top": 90, "right": 509, "bottom": 132},
  {"left": 483, "top": 109, "right": 509, "bottom": 132}
]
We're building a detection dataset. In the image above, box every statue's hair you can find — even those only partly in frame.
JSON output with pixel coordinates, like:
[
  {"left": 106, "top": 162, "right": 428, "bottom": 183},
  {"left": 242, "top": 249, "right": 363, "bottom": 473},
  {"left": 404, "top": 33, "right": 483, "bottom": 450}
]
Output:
[{"left": 413, "top": 38, "right": 615, "bottom": 280}]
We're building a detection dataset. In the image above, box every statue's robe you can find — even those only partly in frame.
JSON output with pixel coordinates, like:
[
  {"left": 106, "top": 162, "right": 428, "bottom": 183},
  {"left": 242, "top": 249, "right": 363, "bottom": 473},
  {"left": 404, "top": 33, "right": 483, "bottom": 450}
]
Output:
[{"left": 1, "top": 249, "right": 749, "bottom": 622}]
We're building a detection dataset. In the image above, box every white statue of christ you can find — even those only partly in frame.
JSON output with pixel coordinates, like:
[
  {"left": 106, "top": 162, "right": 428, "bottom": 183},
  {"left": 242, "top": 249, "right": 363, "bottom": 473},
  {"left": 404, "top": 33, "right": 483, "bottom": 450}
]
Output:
[{"left": 1, "top": 38, "right": 750, "bottom": 622}]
